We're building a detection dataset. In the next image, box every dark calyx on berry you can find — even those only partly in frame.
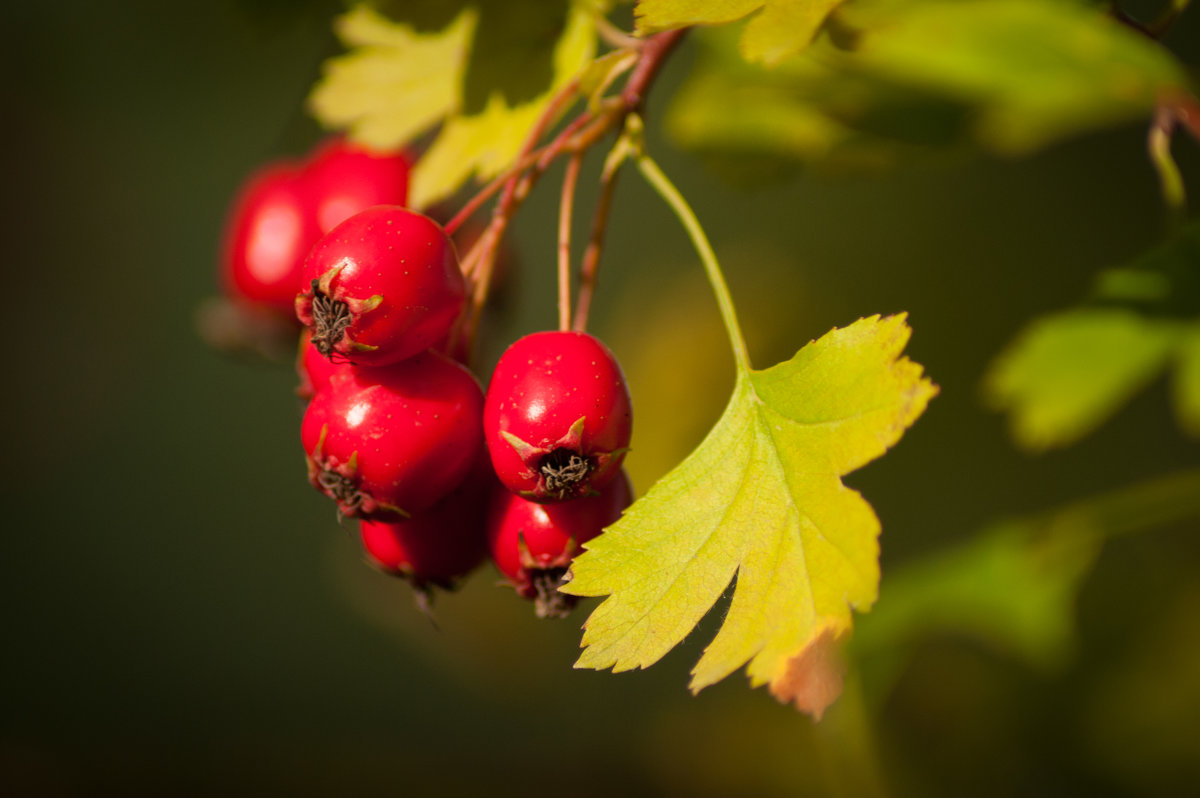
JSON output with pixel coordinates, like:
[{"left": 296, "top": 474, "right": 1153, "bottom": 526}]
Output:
[
  {"left": 539, "top": 448, "right": 592, "bottom": 499},
  {"left": 530, "top": 567, "right": 577, "bottom": 619},
  {"left": 317, "top": 467, "right": 366, "bottom": 515},
  {"left": 309, "top": 278, "right": 352, "bottom": 356}
]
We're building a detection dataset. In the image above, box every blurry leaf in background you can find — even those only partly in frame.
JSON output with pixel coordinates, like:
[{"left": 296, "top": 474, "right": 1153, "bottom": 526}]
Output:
[
  {"left": 1090, "top": 217, "right": 1200, "bottom": 316},
  {"left": 983, "top": 309, "right": 1182, "bottom": 451},
  {"left": 855, "top": 467, "right": 1200, "bottom": 705},
  {"left": 566, "top": 315, "right": 936, "bottom": 717},
  {"left": 636, "top": 0, "right": 847, "bottom": 64},
  {"left": 410, "top": 3, "right": 597, "bottom": 207},
  {"left": 985, "top": 220, "right": 1200, "bottom": 450},
  {"left": 1083, "top": 584, "right": 1200, "bottom": 795},
  {"left": 667, "top": 0, "right": 1187, "bottom": 166},
  {"left": 856, "top": 519, "right": 1100, "bottom": 691},
  {"left": 842, "top": 0, "right": 1187, "bottom": 154}
]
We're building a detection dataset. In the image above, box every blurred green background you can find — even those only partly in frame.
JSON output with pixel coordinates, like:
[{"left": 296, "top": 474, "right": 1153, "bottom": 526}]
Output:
[{"left": 4, "top": 1, "right": 1199, "bottom": 795}]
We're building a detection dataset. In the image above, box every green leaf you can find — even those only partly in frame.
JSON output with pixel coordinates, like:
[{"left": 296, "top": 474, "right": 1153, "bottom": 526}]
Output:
[
  {"left": 410, "top": 2, "right": 597, "bottom": 207},
  {"left": 666, "top": 0, "right": 1189, "bottom": 166},
  {"left": 984, "top": 309, "right": 1181, "bottom": 451},
  {"left": 853, "top": 467, "right": 1200, "bottom": 699},
  {"left": 846, "top": 0, "right": 1190, "bottom": 154},
  {"left": 564, "top": 314, "right": 936, "bottom": 717},
  {"left": 308, "top": 5, "right": 477, "bottom": 150},
  {"left": 855, "top": 520, "right": 1100, "bottom": 672},
  {"left": 636, "top": 0, "right": 845, "bottom": 63},
  {"left": 987, "top": 220, "right": 1200, "bottom": 448}
]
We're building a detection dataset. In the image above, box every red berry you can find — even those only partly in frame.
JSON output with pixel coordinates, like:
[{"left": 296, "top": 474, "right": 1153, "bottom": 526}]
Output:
[
  {"left": 487, "top": 470, "right": 632, "bottom": 617},
  {"left": 360, "top": 452, "right": 492, "bottom": 598},
  {"left": 301, "top": 350, "right": 484, "bottom": 519},
  {"left": 220, "top": 138, "right": 411, "bottom": 322},
  {"left": 484, "top": 331, "right": 632, "bottom": 502},
  {"left": 304, "top": 138, "right": 410, "bottom": 235},
  {"left": 295, "top": 206, "right": 467, "bottom": 366},
  {"left": 221, "top": 161, "right": 321, "bottom": 319}
]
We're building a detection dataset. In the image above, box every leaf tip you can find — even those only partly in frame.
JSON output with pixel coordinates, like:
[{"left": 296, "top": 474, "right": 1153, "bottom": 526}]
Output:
[{"left": 767, "top": 625, "right": 846, "bottom": 721}]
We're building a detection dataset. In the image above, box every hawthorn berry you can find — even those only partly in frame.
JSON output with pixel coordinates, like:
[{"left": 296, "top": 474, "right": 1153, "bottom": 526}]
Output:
[
  {"left": 295, "top": 206, "right": 466, "bottom": 366},
  {"left": 359, "top": 451, "right": 492, "bottom": 602},
  {"left": 221, "top": 160, "right": 322, "bottom": 319},
  {"left": 484, "top": 331, "right": 632, "bottom": 502},
  {"left": 488, "top": 470, "right": 632, "bottom": 618},
  {"left": 301, "top": 350, "right": 484, "bottom": 519},
  {"left": 220, "top": 139, "right": 411, "bottom": 321},
  {"left": 304, "top": 138, "right": 410, "bottom": 234}
]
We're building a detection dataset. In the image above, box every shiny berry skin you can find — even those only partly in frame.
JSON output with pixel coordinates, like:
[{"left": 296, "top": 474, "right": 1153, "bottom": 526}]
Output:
[
  {"left": 301, "top": 350, "right": 484, "bottom": 519},
  {"left": 220, "top": 139, "right": 411, "bottom": 322},
  {"left": 295, "top": 206, "right": 467, "bottom": 366},
  {"left": 221, "top": 161, "right": 321, "bottom": 319},
  {"left": 304, "top": 138, "right": 410, "bottom": 235},
  {"left": 487, "top": 470, "right": 632, "bottom": 617},
  {"left": 484, "top": 331, "right": 632, "bottom": 502},
  {"left": 359, "top": 451, "right": 492, "bottom": 598}
]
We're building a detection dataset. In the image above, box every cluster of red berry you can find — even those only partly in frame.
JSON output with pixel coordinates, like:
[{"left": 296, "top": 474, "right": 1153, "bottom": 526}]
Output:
[{"left": 219, "top": 138, "right": 633, "bottom": 617}]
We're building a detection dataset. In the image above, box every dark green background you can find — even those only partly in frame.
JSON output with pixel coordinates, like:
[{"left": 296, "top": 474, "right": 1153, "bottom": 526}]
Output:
[{"left": 4, "top": 1, "right": 1198, "bottom": 795}]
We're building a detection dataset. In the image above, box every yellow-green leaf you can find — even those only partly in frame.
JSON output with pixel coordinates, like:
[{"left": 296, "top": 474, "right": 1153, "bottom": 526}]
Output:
[
  {"left": 983, "top": 309, "right": 1181, "bottom": 451},
  {"left": 636, "top": 0, "right": 843, "bottom": 63},
  {"left": 666, "top": 1, "right": 1189, "bottom": 166},
  {"left": 849, "top": 0, "right": 1188, "bottom": 154},
  {"left": 308, "top": 5, "right": 477, "bottom": 150},
  {"left": 564, "top": 314, "right": 936, "bottom": 716},
  {"left": 410, "top": 2, "right": 597, "bottom": 207}
]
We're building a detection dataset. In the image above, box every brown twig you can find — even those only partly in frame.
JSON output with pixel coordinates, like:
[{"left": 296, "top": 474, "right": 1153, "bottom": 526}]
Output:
[
  {"left": 453, "top": 27, "right": 688, "bottom": 348},
  {"left": 573, "top": 152, "right": 624, "bottom": 332}
]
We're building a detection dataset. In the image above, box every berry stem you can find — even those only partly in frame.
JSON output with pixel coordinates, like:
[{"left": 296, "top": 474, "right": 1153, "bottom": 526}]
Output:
[
  {"left": 558, "top": 151, "right": 583, "bottom": 332},
  {"left": 573, "top": 139, "right": 629, "bottom": 332},
  {"left": 444, "top": 79, "right": 584, "bottom": 238},
  {"left": 635, "top": 140, "right": 752, "bottom": 372},
  {"left": 453, "top": 28, "right": 688, "bottom": 338}
]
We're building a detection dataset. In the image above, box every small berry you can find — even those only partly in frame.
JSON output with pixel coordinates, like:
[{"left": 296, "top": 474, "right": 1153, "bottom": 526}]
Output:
[
  {"left": 301, "top": 350, "right": 484, "bottom": 519},
  {"left": 219, "top": 138, "right": 411, "bottom": 323},
  {"left": 484, "top": 331, "right": 632, "bottom": 502},
  {"left": 360, "top": 451, "right": 492, "bottom": 607},
  {"left": 295, "top": 206, "right": 467, "bottom": 366},
  {"left": 221, "top": 161, "right": 321, "bottom": 319},
  {"left": 488, "top": 470, "right": 632, "bottom": 618},
  {"left": 304, "top": 138, "right": 410, "bottom": 234}
]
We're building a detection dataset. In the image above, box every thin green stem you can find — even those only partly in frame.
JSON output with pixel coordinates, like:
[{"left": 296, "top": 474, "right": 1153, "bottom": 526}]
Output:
[{"left": 636, "top": 154, "right": 752, "bottom": 372}]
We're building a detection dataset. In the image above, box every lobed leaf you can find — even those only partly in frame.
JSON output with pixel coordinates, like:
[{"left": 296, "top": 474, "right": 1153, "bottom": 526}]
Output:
[
  {"left": 564, "top": 315, "right": 936, "bottom": 717},
  {"left": 309, "top": 6, "right": 477, "bottom": 150},
  {"left": 636, "top": 0, "right": 845, "bottom": 64}
]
